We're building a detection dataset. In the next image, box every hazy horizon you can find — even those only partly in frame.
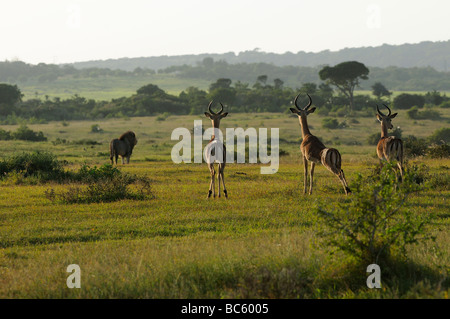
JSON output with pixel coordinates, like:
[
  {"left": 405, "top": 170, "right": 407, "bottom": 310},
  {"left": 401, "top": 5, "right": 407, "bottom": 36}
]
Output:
[{"left": 2, "top": 0, "right": 450, "bottom": 65}]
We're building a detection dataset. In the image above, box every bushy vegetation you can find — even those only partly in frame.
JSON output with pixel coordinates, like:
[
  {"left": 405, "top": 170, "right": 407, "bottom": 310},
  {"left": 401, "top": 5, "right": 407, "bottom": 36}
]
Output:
[
  {"left": 45, "top": 164, "right": 154, "bottom": 203},
  {"left": 406, "top": 106, "right": 441, "bottom": 120},
  {"left": 0, "top": 125, "right": 47, "bottom": 141},
  {"left": 316, "top": 163, "right": 433, "bottom": 265},
  {"left": 0, "top": 151, "right": 65, "bottom": 183}
]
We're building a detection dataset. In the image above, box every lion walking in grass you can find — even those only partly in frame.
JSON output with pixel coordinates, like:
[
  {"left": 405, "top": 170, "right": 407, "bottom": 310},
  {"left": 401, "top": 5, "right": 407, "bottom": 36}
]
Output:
[{"left": 109, "top": 131, "right": 138, "bottom": 164}]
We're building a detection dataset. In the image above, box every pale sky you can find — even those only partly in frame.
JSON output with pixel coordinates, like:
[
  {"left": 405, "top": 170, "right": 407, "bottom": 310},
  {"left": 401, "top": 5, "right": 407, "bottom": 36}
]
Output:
[{"left": 1, "top": 0, "right": 449, "bottom": 64}]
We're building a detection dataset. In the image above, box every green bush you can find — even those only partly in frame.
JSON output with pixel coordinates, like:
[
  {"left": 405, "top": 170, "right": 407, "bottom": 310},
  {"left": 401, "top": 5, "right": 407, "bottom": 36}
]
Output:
[
  {"left": 316, "top": 163, "right": 433, "bottom": 265},
  {"left": 322, "top": 118, "right": 340, "bottom": 129},
  {"left": 47, "top": 164, "right": 154, "bottom": 203},
  {"left": 0, "top": 128, "right": 12, "bottom": 140},
  {"left": 11, "top": 125, "right": 47, "bottom": 141},
  {"left": 404, "top": 136, "right": 428, "bottom": 157},
  {"left": 427, "top": 144, "right": 450, "bottom": 158},
  {"left": 438, "top": 101, "right": 450, "bottom": 108},
  {"left": 0, "top": 151, "right": 65, "bottom": 182},
  {"left": 393, "top": 93, "right": 425, "bottom": 109},
  {"left": 428, "top": 127, "right": 450, "bottom": 144},
  {"left": 406, "top": 106, "right": 441, "bottom": 120},
  {"left": 90, "top": 124, "right": 103, "bottom": 133}
]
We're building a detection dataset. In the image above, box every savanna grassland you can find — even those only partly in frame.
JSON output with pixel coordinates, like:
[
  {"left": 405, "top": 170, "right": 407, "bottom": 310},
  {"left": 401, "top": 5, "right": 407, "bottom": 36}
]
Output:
[{"left": 0, "top": 108, "right": 449, "bottom": 299}]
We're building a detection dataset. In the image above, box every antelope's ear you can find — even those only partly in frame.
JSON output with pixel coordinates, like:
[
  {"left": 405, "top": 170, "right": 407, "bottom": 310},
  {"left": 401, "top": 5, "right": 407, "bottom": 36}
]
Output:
[
  {"left": 204, "top": 112, "right": 211, "bottom": 118},
  {"left": 307, "top": 107, "right": 316, "bottom": 114},
  {"left": 390, "top": 113, "right": 398, "bottom": 118},
  {"left": 376, "top": 114, "right": 382, "bottom": 122},
  {"left": 289, "top": 108, "right": 298, "bottom": 114},
  {"left": 221, "top": 112, "right": 228, "bottom": 118}
]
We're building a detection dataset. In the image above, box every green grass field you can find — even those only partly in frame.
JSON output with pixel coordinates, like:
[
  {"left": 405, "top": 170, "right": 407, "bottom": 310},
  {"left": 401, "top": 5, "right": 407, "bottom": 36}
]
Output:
[{"left": 0, "top": 110, "right": 448, "bottom": 299}]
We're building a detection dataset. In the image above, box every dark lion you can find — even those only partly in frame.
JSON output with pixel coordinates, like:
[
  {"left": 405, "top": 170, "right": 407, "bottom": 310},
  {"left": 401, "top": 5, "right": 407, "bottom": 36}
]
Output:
[{"left": 109, "top": 131, "right": 138, "bottom": 164}]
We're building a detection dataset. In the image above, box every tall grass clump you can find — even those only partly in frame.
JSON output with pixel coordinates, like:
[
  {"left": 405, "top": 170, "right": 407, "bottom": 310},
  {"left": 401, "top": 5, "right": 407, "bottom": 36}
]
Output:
[
  {"left": 315, "top": 163, "right": 434, "bottom": 266},
  {"left": 46, "top": 164, "right": 154, "bottom": 203},
  {"left": 0, "top": 151, "right": 66, "bottom": 183}
]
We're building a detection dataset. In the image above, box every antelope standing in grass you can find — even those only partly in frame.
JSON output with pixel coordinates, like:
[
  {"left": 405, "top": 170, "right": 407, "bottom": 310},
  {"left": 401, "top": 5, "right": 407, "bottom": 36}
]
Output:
[
  {"left": 290, "top": 94, "right": 351, "bottom": 195},
  {"left": 376, "top": 104, "right": 404, "bottom": 180},
  {"left": 204, "top": 101, "right": 228, "bottom": 198}
]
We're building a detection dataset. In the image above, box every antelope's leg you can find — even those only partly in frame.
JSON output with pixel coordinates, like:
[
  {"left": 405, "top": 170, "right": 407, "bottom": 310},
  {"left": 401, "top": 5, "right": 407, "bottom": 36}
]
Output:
[
  {"left": 210, "top": 165, "right": 216, "bottom": 198},
  {"left": 309, "top": 162, "right": 315, "bottom": 195},
  {"left": 339, "top": 169, "right": 351, "bottom": 195},
  {"left": 303, "top": 156, "right": 308, "bottom": 194},
  {"left": 220, "top": 164, "right": 227, "bottom": 198},
  {"left": 397, "top": 162, "right": 404, "bottom": 182},
  {"left": 207, "top": 164, "right": 215, "bottom": 198},
  {"left": 218, "top": 165, "right": 221, "bottom": 198}
]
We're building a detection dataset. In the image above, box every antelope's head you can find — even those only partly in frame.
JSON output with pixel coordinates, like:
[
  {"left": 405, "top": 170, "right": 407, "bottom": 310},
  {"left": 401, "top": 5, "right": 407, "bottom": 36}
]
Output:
[
  {"left": 376, "top": 104, "right": 397, "bottom": 129},
  {"left": 290, "top": 94, "right": 316, "bottom": 118},
  {"left": 204, "top": 101, "right": 228, "bottom": 128}
]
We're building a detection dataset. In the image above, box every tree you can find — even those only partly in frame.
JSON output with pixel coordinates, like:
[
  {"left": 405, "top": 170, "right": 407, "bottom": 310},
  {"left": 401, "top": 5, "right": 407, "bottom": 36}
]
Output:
[
  {"left": 319, "top": 61, "right": 369, "bottom": 112},
  {"left": 209, "top": 78, "right": 232, "bottom": 91},
  {"left": 0, "top": 83, "right": 23, "bottom": 116},
  {"left": 208, "top": 78, "right": 236, "bottom": 106},
  {"left": 393, "top": 93, "right": 425, "bottom": 109},
  {"left": 372, "top": 82, "right": 392, "bottom": 99},
  {"left": 136, "top": 84, "right": 166, "bottom": 97}
]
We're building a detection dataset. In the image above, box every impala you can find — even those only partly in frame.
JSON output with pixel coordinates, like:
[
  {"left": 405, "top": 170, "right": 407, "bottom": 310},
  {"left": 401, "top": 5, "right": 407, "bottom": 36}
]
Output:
[
  {"left": 204, "top": 101, "right": 228, "bottom": 198},
  {"left": 376, "top": 104, "right": 404, "bottom": 180},
  {"left": 290, "top": 94, "right": 351, "bottom": 195}
]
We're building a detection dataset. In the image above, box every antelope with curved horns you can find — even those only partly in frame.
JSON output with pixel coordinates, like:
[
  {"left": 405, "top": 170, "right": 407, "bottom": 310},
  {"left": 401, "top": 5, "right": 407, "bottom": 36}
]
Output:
[
  {"left": 204, "top": 101, "right": 228, "bottom": 198},
  {"left": 289, "top": 94, "right": 351, "bottom": 195},
  {"left": 376, "top": 104, "right": 404, "bottom": 180}
]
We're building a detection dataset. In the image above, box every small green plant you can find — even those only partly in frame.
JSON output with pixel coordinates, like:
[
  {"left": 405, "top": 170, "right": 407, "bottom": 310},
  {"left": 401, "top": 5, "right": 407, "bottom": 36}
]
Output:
[
  {"left": 0, "top": 151, "right": 65, "bottom": 182},
  {"left": 316, "top": 163, "right": 434, "bottom": 265},
  {"left": 322, "top": 118, "right": 339, "bottom": 129},
  {"left": 46, "top": 164, "right": 154, "bottom": 203},
  {"left": 428, "top": 127, "right": 450, "bottom": 144},
  {"left": 90, "top": 124, "right": 103, "bottom": 133},
  {"left": 155, "top": 112, "right": 171, "bottom": 121},
  {"left": 11, "top": 125, "right": 47, "bottom": 141}
]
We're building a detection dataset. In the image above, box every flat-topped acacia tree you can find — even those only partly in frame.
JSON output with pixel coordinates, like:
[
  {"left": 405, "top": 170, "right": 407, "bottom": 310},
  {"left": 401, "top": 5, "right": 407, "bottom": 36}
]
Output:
[{"left": 319, "top": 61, "right": 369, "bottom": 113}]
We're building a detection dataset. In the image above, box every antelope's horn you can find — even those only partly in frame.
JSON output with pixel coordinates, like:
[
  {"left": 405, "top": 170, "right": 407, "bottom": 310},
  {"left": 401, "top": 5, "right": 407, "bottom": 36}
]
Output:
[
  {"left": 376, "top": 105, "right": 385, "bottom": 117},
  {"left": 294, "top": 94, "right": 301, "bottom": 110},
  {"left": 219, "top": 102, "right": 224, "bottom": 114},
  {"left": 383, "top": 104, "right": 392, "bottom": 116},
  {"left": 304, "top": 93, "right": 312, "bottom": 110},
  {"left": 208, "top": 101, "right": 215, "bottom": 114}
]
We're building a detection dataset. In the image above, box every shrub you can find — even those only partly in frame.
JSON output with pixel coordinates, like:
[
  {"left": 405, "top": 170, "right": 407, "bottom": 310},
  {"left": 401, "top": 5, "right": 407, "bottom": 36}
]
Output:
[
  {"left": 156, "top": 112, "right": 171, "bottom": 121},
  {"left": 0, "top": 128, "right": 12, "bottom": 140},
  {"left": 428, "top": 128, "right": 450, "bottom": 144},
  {"left": 403, "top": 136, "right": 428, "bottom": 158},
  {"left": 406, "top": 106, "right": 441, "bottom": 120},
  {"left": 427, "top": 144, "right": 450, "bottom": 158},
  {"left": 438, "top": 101, "right": 450, "bottom": 108},
  {"left": 393, "top": 93, "right": 425, "bottom": 109},
  {"left": 316, "top": 163, "right": 433, "bottom": 265},
  {"left": 367, "top": 132, "right": 380, "bottom": 145},
  {"left": 0, "top": 151, "right": 65, "bottom": 182},
  {"left": 11, "top": 125, "right": 47, "bottom": 141},
  {"left": 90, "top": 124, "right": 103, "bottom": 133},
  {"left": 322, "top": 118, "right": 339, "bottom": 129},
  {"left": 47, "top": 164, "right": 154, "bottom": 203}
]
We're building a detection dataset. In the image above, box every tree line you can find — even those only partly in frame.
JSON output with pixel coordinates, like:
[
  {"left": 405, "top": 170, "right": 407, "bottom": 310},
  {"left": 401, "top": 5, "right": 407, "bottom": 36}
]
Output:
[
  {"left": 0, "top": 61, "right": 448, "bottom": 123},
  {"left": 1, "top": 58, "right": 450, "bottom": 91}
]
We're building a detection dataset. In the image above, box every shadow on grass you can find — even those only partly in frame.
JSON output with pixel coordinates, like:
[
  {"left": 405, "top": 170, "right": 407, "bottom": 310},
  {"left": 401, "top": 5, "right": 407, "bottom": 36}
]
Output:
[{"left": 313, "top": 256, "right": 449, "bottom": 298}]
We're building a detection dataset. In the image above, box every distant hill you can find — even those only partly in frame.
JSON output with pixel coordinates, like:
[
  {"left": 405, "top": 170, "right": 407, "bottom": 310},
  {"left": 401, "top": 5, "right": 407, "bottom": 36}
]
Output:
[{"left": 69, "top": 40, "right": 450, "bottom": 72}]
